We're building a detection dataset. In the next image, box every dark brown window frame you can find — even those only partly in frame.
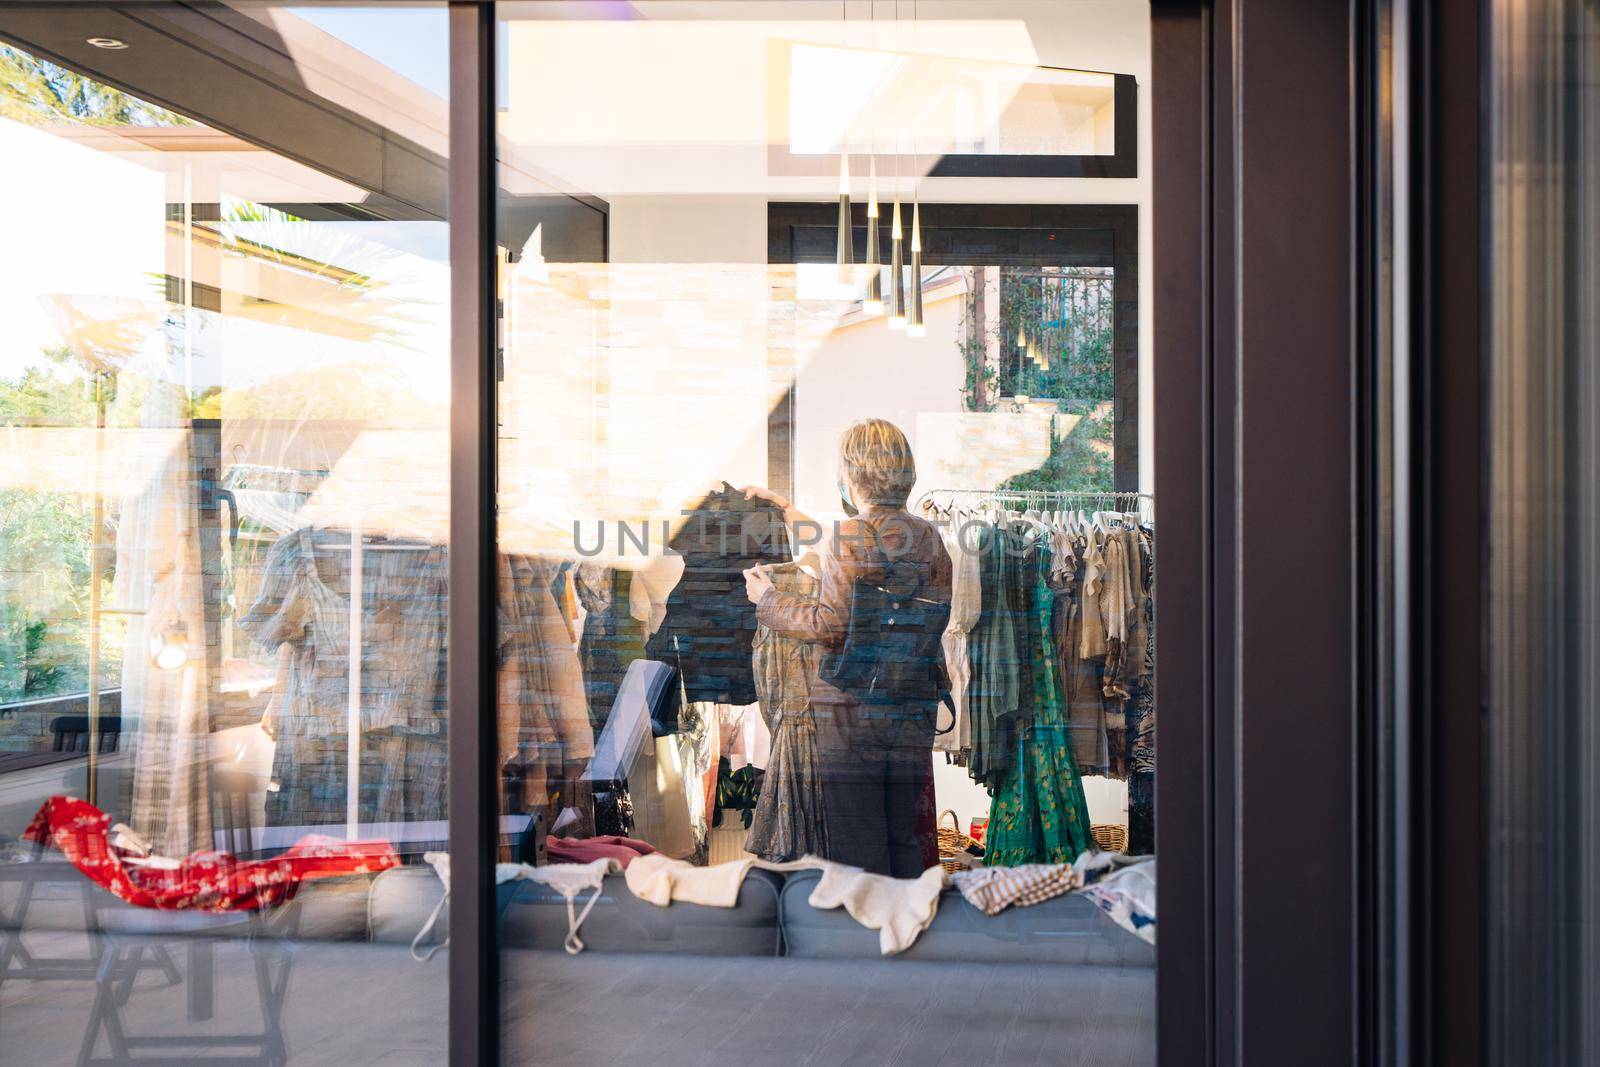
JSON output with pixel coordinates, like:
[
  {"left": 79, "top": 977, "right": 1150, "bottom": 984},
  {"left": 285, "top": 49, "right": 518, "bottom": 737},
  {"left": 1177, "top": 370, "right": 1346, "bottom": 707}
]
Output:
[{"left": 767, "top": 201, "right": 1140, "bottom": 493}]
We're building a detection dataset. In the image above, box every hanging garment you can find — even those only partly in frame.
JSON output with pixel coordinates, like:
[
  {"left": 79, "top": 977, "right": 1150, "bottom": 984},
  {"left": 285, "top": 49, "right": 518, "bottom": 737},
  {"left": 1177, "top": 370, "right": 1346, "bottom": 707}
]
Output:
[
  {"left": 965, "top": 521, "right": 1028, "bottom": 788},
  {"left": 1078, "top": 528, "right": 1109, "bottom": 661},
  {"left": 668, "top": 700, "right": 720, "bottom": 862},
  {"left": 1054, "top": 546, "right": 1113, "bottom": 776},
  {"left": 983, "top": 532, "right": 1096, "bottom": 867},
  {"left": 1125, "top": 527, "right": 1157, "bottom": 853},
  {"left": 1099, "top": 529, "right": 1136, "bottom": 768},
  {"left": 25, "top": 796, "right": 398, "bottom": 913},
  {"left": 497, "top": 554, "right": 594, "bottom": 827},
  {"left": 240, "top": 527, "right": 449, "bottom": 829},
  {"left": 1100, "top": 527, "right": 1144, "bottom": 775},
  {"left": 1121, "top": 528, "right": 1152, "bottom": 683},
  {"left": 720, "top": 703, "right": 771, "bottom": 773},
  {"left": 115, "top": 408, "right": 215, "bottom": 859},
  {"left": 936, "top": 518, "right": 984, "bottom": 755},
  {"left": 575, "top": 563, "right": 647, "bottom": 736},
  {"left": 745, "top": 566, "right": 829, "bottom": 862},
  {"left": 646, "top": 483, "right": 791, "bottom": 705}
]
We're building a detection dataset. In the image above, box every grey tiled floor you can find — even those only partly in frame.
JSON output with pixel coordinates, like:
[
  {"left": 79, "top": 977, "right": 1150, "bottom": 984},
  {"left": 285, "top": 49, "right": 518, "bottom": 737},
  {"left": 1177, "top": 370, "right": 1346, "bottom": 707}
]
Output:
[
  {"left": 2, "top": 934, "right": 1153, "bottom": 1066},
  {"left": 1, "top": 931, "right": 445, "bottom": 1064}
]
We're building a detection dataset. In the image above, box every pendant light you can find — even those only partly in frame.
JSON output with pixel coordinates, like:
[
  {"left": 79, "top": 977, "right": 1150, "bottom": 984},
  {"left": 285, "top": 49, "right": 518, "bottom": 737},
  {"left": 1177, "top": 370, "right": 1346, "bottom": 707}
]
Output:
[
  {"left": 836, "top": 153, "right": 854, "bottom": 284},
  {"left": 905, "top": 1, "right": 925, "bottom": 338},
  {"left": 886, "top": 0, "right": 906, "bottom": 330},
  {"left": 864, "top": 158, "right": 883, "bottom": 314},
  {"left": 860, "top": 1, "right": 882, "bottom": 315},
  {"left": 887, "top": 190, "right": 906, "bottom": 329},
  {"left": 907, "top": 195, "right": 925, "bottom": 336}
]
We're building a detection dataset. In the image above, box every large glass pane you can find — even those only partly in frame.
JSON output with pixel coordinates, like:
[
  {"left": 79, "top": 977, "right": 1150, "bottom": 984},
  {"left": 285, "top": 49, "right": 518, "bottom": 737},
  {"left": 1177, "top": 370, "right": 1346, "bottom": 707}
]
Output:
[
  {"left": 494, "top": 3, "right": 1155, "bottom": 1060},
  {"left": 0, "top": 5, "right": 451, "bottom": 1061},
  {"left": 1485, "top": 0, "right": 1600, "bottom": 1062}
]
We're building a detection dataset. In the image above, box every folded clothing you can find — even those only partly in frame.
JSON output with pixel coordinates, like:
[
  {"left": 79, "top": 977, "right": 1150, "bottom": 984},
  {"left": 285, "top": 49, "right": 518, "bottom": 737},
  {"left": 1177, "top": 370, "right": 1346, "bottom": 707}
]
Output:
[
  {"left": 950, "top": 862, "right": 1080, "bottom": 916},
  {"left": 1079, "top": 858, "right": 1156, "bottom": 944},
  {"left": 547, "top": 834, "right": 656, "bottom": 868},
  {"left": 24, "top": 795, "right": 398, "bottom": 913}
]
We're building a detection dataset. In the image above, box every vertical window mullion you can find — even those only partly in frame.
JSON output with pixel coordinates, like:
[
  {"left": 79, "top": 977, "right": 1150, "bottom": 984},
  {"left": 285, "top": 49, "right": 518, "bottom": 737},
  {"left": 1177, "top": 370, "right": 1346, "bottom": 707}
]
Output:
[{"left": 447, "top": 3, "right": 498, "bottom": 1065}]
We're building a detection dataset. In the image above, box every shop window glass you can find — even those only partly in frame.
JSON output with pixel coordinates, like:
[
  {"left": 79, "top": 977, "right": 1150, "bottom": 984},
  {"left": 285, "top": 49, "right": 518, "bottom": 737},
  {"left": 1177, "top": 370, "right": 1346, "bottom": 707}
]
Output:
[
  {"left": 1485, "top": 0, "right": 1600, "bottom": 1061},
  {"left": 0, "top": 5, "right": 450, "bottom": 1061},
  {"left": 495, "top": 3, "right": 1155, "bottom": 1061}
]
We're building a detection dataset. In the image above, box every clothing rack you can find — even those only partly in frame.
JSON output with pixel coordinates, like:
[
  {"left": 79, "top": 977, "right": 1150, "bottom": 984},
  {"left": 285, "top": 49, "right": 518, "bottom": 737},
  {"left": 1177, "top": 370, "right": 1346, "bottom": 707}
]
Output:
[{"left": 917, "top": 488, "right": 1155, "bottom": 518}]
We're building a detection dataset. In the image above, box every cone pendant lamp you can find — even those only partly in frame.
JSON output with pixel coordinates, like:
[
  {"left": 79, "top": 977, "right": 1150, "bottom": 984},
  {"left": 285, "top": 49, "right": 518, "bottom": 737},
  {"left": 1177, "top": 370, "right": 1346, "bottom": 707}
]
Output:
[
  {"left": 836, "top": 152, "right": 854, "bottom": 283},
  {"left": 888, "top": 192, "right": 906, "bottom": 329},
  {"left": 907, "top": 196, "right": 925, "bottom": 336},
  {"left": 864, "top": 158, "right": 883, "bottom": 314}
]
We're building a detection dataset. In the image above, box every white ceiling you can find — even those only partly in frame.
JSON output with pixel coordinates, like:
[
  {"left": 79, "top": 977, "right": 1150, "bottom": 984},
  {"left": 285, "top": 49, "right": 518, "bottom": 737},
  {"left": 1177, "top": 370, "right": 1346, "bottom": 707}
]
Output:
[{"left": 495, "top": 1, "right": 1148, "bottom": 201}]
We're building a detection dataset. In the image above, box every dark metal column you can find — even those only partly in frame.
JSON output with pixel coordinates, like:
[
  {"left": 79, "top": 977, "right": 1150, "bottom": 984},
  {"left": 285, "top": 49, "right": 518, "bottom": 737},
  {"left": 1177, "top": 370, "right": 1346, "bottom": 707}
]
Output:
[
  {"left": 448, "top": 4, "right": 497, "bottom": 1065},
  {"left": 1154, "top": 0, "right": 1364, "bottom": 1060},
  {"left": 1416, "top": 0, "right": 1485, "bottom": 1061}
]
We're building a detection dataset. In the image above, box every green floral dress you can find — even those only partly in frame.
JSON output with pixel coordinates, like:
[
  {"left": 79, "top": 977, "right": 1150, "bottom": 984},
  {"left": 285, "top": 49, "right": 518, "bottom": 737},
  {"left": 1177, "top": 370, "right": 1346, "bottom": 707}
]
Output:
[{"left": 983, "top": 530, "right": 1095, "bottom": 865}]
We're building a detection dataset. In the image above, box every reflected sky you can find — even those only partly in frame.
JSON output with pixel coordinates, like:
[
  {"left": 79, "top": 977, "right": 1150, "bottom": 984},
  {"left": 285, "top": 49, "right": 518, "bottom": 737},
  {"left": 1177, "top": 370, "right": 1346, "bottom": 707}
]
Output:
[{"left": 286, "top": 4, "right": 450, "bottom": 100}]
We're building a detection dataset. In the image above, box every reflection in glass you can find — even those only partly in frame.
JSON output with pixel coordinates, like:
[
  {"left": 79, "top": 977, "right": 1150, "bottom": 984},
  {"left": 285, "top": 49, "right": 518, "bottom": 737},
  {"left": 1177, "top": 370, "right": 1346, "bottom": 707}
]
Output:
[
  {"left": 0, "top": 6, "right": 451, "bottom": 1061},
  {"left": 494, "top": 5, "right": 1155, "bottom": 1062}
]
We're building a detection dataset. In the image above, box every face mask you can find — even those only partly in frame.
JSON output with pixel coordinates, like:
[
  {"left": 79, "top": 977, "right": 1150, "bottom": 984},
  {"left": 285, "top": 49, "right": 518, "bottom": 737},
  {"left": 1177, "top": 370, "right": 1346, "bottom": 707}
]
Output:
[{"left": 838, "top": 477, "right": 859, "bottom": 517}]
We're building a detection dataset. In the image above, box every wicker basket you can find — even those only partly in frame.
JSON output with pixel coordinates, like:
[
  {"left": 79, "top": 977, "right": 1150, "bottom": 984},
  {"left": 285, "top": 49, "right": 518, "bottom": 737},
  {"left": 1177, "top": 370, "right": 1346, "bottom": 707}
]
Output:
[
  {"left": 1091, "top": 822, "right": 1129, "bottom": 854},
  {"left": 937, "top": 809, "right": 979, "bottom": 873}
]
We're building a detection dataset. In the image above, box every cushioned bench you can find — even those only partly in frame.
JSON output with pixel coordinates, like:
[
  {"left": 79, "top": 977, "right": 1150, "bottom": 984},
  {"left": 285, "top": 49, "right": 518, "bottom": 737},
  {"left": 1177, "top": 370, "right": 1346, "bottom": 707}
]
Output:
[
  {"left": 779, "top": 867, "right": 1154, "bottom": 966},
  {"left": 365, "top": 864, "right": 1152, "bottom": 966},
  {"left": 368, "top": 867, "right": 785, "bottom": 956},
  {"left": 0, "top": 865, "right": 376, "bottom": 941}
]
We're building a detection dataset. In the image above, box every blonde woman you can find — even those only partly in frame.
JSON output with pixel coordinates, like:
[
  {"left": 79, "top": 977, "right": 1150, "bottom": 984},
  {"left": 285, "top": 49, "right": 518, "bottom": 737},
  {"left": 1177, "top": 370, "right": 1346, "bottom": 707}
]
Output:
[{"left": 742, "top": 419, "right": 952, "bottom": 876}]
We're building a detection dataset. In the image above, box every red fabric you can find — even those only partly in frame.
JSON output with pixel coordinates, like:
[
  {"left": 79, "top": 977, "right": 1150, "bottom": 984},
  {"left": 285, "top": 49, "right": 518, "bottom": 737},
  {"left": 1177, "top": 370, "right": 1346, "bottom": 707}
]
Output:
[
  {"left": 546, "top": 834, "right": 655, "bottom": 868},
  {"left": 23, "top": 795, "right": 400, "bottom": 913}
]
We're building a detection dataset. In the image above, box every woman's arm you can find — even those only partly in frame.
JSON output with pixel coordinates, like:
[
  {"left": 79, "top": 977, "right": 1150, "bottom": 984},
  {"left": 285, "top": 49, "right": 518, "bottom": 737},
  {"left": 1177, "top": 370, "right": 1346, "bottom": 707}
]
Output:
[
  {"left": 751, "top": 521, "right": 874, "bottom": 649},
  {"left": 739, "top": 485, "right": 815, "bottom": 531}
]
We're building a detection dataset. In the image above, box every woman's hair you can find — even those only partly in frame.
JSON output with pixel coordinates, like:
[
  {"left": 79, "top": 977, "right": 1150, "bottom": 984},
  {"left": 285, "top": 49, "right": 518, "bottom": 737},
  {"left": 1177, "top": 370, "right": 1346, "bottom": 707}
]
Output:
[{"left": 838, "top": 418, "right": 917, "bottom": 507}]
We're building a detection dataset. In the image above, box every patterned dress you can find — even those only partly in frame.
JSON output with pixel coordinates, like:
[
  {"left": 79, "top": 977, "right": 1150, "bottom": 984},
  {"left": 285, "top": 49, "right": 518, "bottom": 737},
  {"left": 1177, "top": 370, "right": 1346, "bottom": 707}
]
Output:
[
  {"left": 1125, "top": 527, "right": 1156, "bottom": 854},
  {"left": 745, "top": 566, "right": 830, "bottom": 861},
  {"left": 983, "top": 528, "right": 1095, "bottom": 866}
]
